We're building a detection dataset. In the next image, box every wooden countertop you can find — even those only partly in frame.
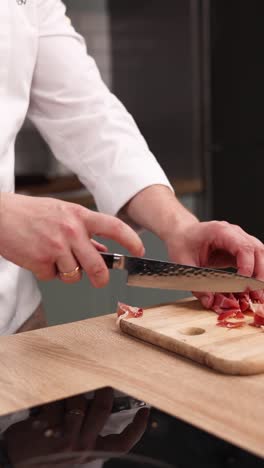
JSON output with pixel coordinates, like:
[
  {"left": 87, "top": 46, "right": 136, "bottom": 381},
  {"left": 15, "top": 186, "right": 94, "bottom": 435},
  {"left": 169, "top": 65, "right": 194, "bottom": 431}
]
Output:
[{"left": 0, "top": 313, "right": 263, "bottom": 459}]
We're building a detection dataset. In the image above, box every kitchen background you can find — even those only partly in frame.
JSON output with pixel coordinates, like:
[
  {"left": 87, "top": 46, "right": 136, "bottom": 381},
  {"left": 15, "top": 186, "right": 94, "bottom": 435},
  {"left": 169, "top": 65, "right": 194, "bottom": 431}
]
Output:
[{"left": 15, "top": 0, "right": 262, "bottom": 326}]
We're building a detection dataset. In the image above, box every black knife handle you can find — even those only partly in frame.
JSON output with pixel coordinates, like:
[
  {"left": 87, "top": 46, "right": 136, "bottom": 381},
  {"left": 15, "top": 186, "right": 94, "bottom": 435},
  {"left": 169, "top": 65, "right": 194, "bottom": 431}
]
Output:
[{"left": 100, "top": 252, "right": 115, "bottom": 269}]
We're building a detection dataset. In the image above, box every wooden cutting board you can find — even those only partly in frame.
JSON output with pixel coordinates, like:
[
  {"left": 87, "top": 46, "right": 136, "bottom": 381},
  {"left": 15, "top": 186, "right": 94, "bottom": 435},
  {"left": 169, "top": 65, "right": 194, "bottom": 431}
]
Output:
[{"left": 119, "top": 298, "right": 264, "bottom": 375}]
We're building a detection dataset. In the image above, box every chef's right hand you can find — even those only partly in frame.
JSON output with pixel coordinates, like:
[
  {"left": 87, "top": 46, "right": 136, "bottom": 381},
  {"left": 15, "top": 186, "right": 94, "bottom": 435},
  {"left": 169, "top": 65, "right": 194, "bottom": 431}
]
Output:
[{"left": 0, "top": 193, "right": 144, "bottom": 286}]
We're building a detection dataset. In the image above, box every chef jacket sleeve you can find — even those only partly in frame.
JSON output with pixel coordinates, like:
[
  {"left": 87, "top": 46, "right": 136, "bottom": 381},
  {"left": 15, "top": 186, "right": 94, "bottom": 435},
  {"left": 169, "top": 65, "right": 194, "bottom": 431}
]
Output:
[{"left": 28, "top": 0, "right": 173, "bottom": 216}]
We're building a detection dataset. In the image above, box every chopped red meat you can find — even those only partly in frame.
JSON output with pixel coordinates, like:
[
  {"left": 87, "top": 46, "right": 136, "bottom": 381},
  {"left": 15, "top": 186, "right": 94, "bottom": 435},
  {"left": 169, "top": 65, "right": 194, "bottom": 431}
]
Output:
[
  {"left": 239, "top": 293, "right": 253, "bottom": 312},
  {"left": 116, "top": 302, "right": 143, "bottom": 326},
  {"left": 211, "top": 293, "right": 240, "bottom": 314},
  {"left": 115, "top": 291, "right": 264, "bottom": 332},
  {"left": 217, "top": 320, "right": 245, "bottom": 329},
  {"left": 249, "top": 290, "right": 264, "bottom": 303},
  {"left": 209, "top": 292, "right": 256, "bottom": 314},
  {"left": 251, "top": 303, "right": 264, "bottom": 327},
  {"left": 117, "top": 302, "right": 143, "bottom": 318},
  {"left": 254, "top": 303, "right": 264, "bottom": 318},
  {"left": 196, "top": 290, "right": 264, "bottom": 329},
  {"left": 217, "top": 310, "right": 244, "bottom": 322}
]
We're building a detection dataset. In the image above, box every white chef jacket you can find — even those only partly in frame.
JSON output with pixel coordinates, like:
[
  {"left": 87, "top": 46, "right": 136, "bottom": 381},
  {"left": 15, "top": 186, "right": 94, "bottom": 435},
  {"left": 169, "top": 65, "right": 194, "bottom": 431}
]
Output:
[{"left": 0, "top": 0, "right": 171, "bottom": 335}]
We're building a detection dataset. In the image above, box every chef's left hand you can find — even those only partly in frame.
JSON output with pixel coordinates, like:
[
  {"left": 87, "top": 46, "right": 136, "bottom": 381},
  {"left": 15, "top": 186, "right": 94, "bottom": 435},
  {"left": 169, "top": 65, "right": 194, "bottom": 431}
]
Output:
[
  {"left": 164, "top": 219, "right": 264, "bottom": 303},
  {"left": 122, "top": 185, "right": 264, "bottom": 302}
]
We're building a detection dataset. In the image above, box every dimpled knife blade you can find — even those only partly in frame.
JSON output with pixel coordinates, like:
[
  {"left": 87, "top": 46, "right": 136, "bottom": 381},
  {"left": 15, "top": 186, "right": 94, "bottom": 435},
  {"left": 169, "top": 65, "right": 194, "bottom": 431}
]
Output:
[{"left": 101, "top": 253, "right": 264, "bottom": 293}]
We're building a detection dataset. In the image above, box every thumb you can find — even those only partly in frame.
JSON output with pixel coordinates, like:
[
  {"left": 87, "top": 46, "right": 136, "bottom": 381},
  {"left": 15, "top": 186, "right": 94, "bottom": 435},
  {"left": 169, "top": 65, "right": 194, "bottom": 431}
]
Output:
[{"left": 193, "top": 291, "right": 214, "bottom": 309}]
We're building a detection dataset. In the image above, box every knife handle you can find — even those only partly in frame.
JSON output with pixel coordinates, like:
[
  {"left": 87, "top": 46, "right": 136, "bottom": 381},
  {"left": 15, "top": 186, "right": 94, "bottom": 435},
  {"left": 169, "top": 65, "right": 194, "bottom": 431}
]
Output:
[{"left": 100, "top": 252, "right": 123, "bottom": 270}]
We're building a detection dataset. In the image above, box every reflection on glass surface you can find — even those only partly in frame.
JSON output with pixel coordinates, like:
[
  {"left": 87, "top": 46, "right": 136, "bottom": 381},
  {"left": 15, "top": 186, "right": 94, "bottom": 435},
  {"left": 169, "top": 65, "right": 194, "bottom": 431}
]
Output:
[
  {"left": 0, "top": 386, "right": 263, "bottom": 468},
  {"left": 0, "top": 387, "right": 179, "bottom": 468},
  {"left": 0, "top": 387, "right": 157, "bottom": 468},
  {"left": 17, "top": 452, "right": 174, "bottom": 468}
]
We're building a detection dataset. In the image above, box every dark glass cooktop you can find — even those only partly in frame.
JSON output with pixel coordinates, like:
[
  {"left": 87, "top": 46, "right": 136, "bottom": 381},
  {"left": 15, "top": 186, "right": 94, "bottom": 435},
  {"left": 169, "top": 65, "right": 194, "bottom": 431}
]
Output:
[{"left": 0, "top": 387, "right": 262, "bottom": 468}]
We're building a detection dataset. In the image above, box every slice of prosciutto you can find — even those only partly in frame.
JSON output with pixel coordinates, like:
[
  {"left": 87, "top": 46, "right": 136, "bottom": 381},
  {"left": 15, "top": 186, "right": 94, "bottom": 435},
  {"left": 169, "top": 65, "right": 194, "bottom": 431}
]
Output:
[{"left": 116, "top": 302, "right": 143, "bottom": 326}]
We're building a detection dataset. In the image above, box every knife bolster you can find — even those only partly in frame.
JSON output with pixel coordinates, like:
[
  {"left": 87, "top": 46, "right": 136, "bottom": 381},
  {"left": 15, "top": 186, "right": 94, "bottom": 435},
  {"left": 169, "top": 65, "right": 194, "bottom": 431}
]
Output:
[
  {"left": 112, "top": 254, "right": 125, "bottom": 270},
  {"left": 101, "top": 253, "right": 124, "bottom": 270}
]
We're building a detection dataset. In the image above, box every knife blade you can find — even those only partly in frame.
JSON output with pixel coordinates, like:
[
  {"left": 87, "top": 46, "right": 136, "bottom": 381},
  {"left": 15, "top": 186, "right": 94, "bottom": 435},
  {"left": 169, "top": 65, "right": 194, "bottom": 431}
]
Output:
[{"left": 101, "top": 252, "right": 264, "bottom": 293}]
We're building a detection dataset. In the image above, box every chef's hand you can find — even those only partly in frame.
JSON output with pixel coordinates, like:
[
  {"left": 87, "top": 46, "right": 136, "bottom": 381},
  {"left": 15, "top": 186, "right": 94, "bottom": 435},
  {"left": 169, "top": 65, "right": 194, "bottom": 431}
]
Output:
[
  {"left": 0, "top": 193, "right": 144, "bottom": 286},
  {"left": 165, "top": 219, "right": 264, "bottom": 303},
  {"left": 122, "top": 185, "right": 264, "bottom": 303}
]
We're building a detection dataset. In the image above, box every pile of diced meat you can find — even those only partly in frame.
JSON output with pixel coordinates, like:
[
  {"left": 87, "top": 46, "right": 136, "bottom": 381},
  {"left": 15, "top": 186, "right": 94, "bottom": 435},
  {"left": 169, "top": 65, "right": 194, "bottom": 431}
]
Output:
[
  {"left": 117, "top": 292, "right": 264, "bottom": 330},
  {"left": 198, "top": 291, "right": 264, "bottom": 329}
]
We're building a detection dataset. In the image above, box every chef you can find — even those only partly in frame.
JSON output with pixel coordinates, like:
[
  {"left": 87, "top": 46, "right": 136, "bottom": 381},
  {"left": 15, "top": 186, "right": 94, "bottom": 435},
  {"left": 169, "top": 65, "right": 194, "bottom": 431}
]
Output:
[{"left": 0, "top": 0, "right": 263, "bottom": 335}]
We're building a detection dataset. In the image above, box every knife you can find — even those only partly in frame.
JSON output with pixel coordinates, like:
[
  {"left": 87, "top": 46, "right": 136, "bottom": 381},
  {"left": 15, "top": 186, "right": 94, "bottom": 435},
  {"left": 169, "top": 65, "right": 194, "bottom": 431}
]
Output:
[{"left": 101, "top": 252, "right": 264, "bottom": 293}]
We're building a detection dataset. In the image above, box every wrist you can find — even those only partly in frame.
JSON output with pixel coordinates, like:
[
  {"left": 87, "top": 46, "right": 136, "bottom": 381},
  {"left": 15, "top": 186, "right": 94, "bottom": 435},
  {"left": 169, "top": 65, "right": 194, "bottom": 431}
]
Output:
[
  {"left": 157, "top": 203, "right": 199, "bottom": 243},
  {"left": 122, "top": 184, "right": 199, "bottom": 242}
]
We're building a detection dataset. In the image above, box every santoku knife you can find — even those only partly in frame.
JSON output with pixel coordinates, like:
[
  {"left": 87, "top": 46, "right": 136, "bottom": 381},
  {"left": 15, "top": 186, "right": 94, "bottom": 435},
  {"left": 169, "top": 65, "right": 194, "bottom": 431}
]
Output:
[{"left": 101, "top": 252, "right": 264, "bottom": 293}]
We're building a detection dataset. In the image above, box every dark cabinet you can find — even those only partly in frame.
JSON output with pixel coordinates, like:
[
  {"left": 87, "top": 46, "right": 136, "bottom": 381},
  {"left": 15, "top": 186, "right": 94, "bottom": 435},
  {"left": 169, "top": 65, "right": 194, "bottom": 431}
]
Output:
[{"left": 210, "top": 1, "right": 264, "bottom": 240}]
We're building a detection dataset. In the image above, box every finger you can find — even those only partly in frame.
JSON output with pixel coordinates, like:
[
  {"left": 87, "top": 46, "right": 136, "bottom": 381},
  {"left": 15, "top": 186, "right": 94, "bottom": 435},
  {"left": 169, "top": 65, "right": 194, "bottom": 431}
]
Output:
[
  {"left": 228, "top": 226, "right": 264, "bottom": 277},
  {"left": 79, "top": 387, "right": 114, "bottom": 450},
  {"left": 90, "top": 239, "right": 108, "bottom": 252},
  {"left": 207, "top": 249, "right": 237, "bottom": 269},
  {"left": 250, "top": 249, "right": 264, "bottom": 301},
  {"left": 209, "top": 227, "right": 255, "bottom": 277},
  {"left": 97, "top": 407, "right": 149, "bottom": 453},
  {"left": 222, "top": 248, "right": 255, "bottom": 279},
  {"left": 40, "top": 401, "right": 64, "bottom": 428},
  {"left": 84, "top": 212, "right": 145, "bottom": 257},
  {"left": 56, "top": 252, "right": 82, "bottom": 284},
  {"left": 253, "top": 249, "right": 264, "bottom": 281},
  {"left": 192, "top": 292, "right": 214, "bottom": 309},
  {"left": 73, "top": 237, "right": 110, "bottom": 288},
  {"left": 168, "top": 251, "right": 196, "bottom": 267},
  {"left": 233, "top": 226, "right": 264, "bottom": 250},
  {"left": 236, "top": 248, "right": 255, "bottom": 278},
  {"left": 64, "top": 396, "right": 87, "bottom": 448},
  {"left": 34, "top": 263, "right": 57, "bottom": 281}
]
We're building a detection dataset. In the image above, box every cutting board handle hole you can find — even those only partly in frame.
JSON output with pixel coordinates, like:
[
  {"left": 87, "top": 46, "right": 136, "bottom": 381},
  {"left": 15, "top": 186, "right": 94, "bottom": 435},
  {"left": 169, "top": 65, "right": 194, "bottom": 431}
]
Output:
[{"left": 178, "top": 327, "right": 205, "bottom": 336}]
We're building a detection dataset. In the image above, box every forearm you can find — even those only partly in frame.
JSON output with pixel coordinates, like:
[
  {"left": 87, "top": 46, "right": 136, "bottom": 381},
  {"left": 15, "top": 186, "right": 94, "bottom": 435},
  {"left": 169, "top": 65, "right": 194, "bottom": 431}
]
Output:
[{"left": 120, "top": 185, "right": 199, "bottom": 241}]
